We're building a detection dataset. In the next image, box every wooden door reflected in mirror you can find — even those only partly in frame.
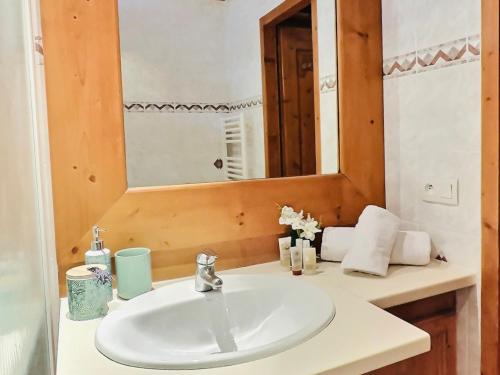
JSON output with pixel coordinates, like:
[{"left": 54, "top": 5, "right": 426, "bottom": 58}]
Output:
[
  {"left": 261, "top": 0, "right": 339, "bottom": 179},
  {"left": 278, "top": 23, "right": 316, "bottom": 177}
]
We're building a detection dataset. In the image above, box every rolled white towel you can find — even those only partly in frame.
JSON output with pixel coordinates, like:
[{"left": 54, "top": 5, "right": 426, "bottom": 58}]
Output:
[
  {"left": 390, "top": 231, "right": 431, "bottom": 266},
  {"left": 321, "top": 228, "right": 432, "bottom": 266},
  {"left": 341, "top": 205, "right": 400, "bottom": 276},
  {"left": 321, "top": 227, "right": 355, "bottom": 262}
]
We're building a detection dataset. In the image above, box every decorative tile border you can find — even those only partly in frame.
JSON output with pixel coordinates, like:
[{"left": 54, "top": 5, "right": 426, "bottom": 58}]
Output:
[
  {"left": 124, "top": 96, "right": 262, "bottom": 114},
  {"left": 417, "top": 37, "right": 469, "bottom": 73},
  {"left": 383, "top": 51, "right": 417, "bottom": 78},
  {"left": 467, "top": 34, "right": 481, "bottom": 62},
  {"left": 383, "top": 34, "right": 480, "bottom": 79},
  {"left": 34, "top": 35, "right": 44, "bottom": 66},
  {"left": 125, "top": 74, "right": 337, "bottom": 113},
  {"left": 124, "top": 102, "right": 229, "bottom": 113},
  {"left": 320, "top": 74, "right": 337, "bottom": 93},
  {"left": 228, "top": 96, "right": 263, "bottom": 112}
]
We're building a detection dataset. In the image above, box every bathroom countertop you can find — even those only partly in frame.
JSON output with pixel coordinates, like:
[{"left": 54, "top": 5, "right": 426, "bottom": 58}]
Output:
[
  {"left": 57, "top": 260, "right": 476, "bottom": 375},
  {"left": 226, "top": 260, "right": 477, "bottom": 309}
]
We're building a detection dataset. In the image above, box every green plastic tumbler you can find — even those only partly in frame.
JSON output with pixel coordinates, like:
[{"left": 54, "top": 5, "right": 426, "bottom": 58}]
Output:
[{"left": 115, "top": 247, "right": 152, "bottom": 300}]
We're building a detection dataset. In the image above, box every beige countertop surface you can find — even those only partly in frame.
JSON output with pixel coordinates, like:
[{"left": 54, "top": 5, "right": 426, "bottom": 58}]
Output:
[{"left": 57, "top": 260, "right": 476, "bottom": 375}]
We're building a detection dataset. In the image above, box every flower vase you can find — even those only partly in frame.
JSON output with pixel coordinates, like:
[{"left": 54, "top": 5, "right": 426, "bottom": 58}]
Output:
[
  {"left": 290, "top": 229, "right": 301, "bottom": 247},
  {"left": 312, "top": 235, "right": 322, "bottom": 258}
]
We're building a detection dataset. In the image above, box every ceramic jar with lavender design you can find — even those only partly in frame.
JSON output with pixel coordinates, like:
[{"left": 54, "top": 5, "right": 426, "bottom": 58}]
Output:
[{"left": 66, "top": 264, "right": 112, "bottom": 321}]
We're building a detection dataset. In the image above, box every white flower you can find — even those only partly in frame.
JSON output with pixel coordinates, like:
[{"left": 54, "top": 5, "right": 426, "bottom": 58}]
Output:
[
  {"left": 279, "top": 205, "right": 321, "bottom": 241},
  {"left": 299, "top": 214, "right": 322, "bottom": 241},
  {"left": 291, "top": 214, "right": 305, "bottom": 230},
  {"left": 279, "top": 206, "right": 303, "bottom": 225}
]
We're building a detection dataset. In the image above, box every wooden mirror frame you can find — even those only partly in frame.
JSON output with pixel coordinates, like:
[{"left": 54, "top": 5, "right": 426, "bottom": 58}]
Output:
[{"left": 40, "top": 0, "right": 384, "bottom": 293}]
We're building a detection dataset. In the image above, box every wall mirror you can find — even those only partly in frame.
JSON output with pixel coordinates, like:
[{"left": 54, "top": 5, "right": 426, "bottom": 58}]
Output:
[
  {"left": 119, "top": 0, "right": 339, "bottom": 187},
  {"left": 41, "top": 0, "right": 383, "bottom": 293}
]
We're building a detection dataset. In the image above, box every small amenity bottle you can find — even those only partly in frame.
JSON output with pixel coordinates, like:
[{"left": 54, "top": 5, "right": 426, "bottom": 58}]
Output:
[
  {"left": 291, "top": 241, "right": 303, "bottom": 276},
  {"left": 278, "top": 237, "right": 291, "bottom": 269},
  {"left": 85, "top": 226, "right": 112, "bottom": 273},
  {"left": 303, "top": 247, "right": 317, "bottom": 274}
]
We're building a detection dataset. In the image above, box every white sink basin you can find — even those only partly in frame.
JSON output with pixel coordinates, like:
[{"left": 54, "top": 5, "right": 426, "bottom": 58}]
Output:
[{"left": 95, "top": 274, "right": 335, "bottom": 369}]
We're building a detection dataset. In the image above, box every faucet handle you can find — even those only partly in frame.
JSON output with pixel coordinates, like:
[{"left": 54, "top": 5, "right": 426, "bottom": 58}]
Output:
[{"left": 196, "top": 250, "right": 217, "bottom": 266}]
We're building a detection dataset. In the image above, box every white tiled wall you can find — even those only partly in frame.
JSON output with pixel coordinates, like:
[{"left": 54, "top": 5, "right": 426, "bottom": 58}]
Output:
[
  {"left": 224, "top": 0, "right": 283, "bottom": 180},
  {"left": 119, "top": 0, "right": 229, "bottom": 103},
  {"left": 317, "top": 0, "right": 339, "bottom": 174},
  {"left": 382, "top": 1, "right": 481, "bottom": 373},
  {"left": 124, "top": 112, "right": 226, "bottom": 187},
  {"left": 119, "top": 0, "right": 229, "bottom": 186},
  {"left": 383, "top": 0, "right": 481, "bottom": 271}
]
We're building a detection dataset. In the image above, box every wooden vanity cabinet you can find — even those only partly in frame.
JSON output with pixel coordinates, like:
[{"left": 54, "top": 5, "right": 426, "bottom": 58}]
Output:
[{"left": 367, "top": 292, "right": 457, "bottom": 375}]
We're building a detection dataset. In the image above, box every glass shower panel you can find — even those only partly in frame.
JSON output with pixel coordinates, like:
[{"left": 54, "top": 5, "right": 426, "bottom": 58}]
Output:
[{"left": 0, "top": 1, "right": 52, "bottom": 374}]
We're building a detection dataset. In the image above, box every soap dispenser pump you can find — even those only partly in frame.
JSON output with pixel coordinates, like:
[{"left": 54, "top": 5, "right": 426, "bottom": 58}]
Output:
[{"left": 84, "top": 226, "right": 112, "bottom": 273}]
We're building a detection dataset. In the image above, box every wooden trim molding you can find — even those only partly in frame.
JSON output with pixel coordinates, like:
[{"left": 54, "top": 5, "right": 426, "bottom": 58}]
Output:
[
  {"left": 311, "top": 0, "right": 323, "bottom": 173},
  {"left": 40, "top": 0, "right": 384, "bottom": 294},
  {"left": 481, "top": 0, "right": 500, "bottom": 373}
]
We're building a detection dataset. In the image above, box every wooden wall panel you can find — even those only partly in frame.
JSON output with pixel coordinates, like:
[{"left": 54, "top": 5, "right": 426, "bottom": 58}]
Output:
[
  {"left": 56, "top": 174, "right": 369, "bottom": 291},
  {"left": 40, "top": 0, "right": 384, "bottom": 295},
  {"left": 61, "top": 175, "right": 366, "bottom": 285},
  {"left": 40, "top": 0, "right": 127, "bottom": 266},
  {"left": 481, "top": 0, "right": 500, "bottom": 373}
]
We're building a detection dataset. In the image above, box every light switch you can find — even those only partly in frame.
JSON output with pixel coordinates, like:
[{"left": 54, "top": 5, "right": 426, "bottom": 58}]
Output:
[{"left": 421, "top": 178, "right": 458, "bottom": 205}]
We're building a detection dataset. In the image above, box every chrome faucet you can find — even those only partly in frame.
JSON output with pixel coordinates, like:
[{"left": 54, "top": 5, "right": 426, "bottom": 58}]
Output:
[{"left": 195, "top": 251, "right": 223, "bottom": 292}]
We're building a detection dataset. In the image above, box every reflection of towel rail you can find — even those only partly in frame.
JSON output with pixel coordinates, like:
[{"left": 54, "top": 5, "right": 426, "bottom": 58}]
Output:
[{"left": 222, "top": 113, "right": 247, "bottom": 180}]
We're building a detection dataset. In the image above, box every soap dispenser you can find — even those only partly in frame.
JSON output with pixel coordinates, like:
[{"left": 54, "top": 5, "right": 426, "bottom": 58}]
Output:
[{"left": 85, "top": 226, "right": 112, "bottom": 273}]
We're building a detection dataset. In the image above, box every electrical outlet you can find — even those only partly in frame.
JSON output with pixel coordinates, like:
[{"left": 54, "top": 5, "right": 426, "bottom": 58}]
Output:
[{"left": 421, "top": 178, "right": 458, "bottom": 206}]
